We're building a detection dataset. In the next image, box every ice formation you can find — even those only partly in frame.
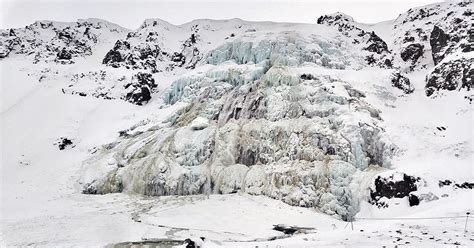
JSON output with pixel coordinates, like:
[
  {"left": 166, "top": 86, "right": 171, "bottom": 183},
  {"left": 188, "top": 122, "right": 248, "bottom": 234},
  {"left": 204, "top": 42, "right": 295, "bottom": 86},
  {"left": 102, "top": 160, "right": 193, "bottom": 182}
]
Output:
[{"left": 82, "top": 48, "right": 398, "bottom": 219}]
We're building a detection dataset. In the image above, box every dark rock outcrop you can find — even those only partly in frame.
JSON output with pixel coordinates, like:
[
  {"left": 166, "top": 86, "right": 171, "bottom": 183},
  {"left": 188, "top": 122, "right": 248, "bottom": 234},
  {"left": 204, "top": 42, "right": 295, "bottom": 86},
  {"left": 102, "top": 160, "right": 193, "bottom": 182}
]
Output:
[
  {"left": 102, "top": 39, "right": 161, "bottom": 72},
  {"left": 430, "top": 26, "right": 450, "bottom": 65},
  {"left": 317, "top": 13, "right": 354, "bottom": 26},
  {"left": 102, "top": 40, "right": 130, "bottom": 66},
  {"left": 123, "top": 72, "right": 158, "bottom": 105},
  {"left": 167, "top": 33, "right": 202, "bottom": 70},
  {"left": 408, "top": 194, "right": 420, "bottom": 206},
  {"left": 401, "top": 43, "right": 424, "bottom": 63},
  {"left": 393, "top": 1, "right": 472, "bottom": 72},
  {"left": 370, "top": 173, "right": 421, "bottom": 207},
  {"left": 438, "top": 179, "right": 452, "bottom": 187},
  {"left": 365, "top": 31, "right": 389, "bottom": 54},
  {"left": 425, "top": 58, "right": 474, "bottom": 96},
  {"left": 390, "top": 72, "right": 414, "bottom": 94},
  {"left": 56, "top": 48, "right": 73, "bottom": 60},
  {"left": 102, "top": 26, "right": 201, "bottom": 72},
  {"left": 454, "top": 182, "right": 474, "bottom": 189},
  {"left": 317, "top": 13, "right": 392, "bottom": 68},
  {"left": 0, "top": 19, "right": 123, "bottom": 63},
  {"left": 56, "top": 137, "right": 75, "bottom": 150}
]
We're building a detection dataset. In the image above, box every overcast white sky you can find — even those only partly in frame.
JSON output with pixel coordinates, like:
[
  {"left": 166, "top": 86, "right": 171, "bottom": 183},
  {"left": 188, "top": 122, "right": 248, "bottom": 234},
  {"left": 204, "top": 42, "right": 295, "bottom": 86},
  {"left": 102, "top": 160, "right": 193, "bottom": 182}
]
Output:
[{"left": 1, "top": 0, "right": 443, "bottom": 29}]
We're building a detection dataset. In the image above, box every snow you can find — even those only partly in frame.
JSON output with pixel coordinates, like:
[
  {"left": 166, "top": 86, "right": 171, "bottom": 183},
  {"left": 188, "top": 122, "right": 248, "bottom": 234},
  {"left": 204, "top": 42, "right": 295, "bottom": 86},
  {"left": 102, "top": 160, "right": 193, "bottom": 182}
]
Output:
[
  {"left": 1, "top": 1, "right": 473, "bottom": 246},
  {"left": 190, "top": 116, "right": 210, "bottom": 130}
]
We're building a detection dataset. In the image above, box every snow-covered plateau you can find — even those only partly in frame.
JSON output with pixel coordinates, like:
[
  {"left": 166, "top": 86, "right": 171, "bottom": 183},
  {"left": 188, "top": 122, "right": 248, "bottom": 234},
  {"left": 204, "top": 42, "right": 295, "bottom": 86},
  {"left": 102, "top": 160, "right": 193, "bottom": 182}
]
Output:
[{"left": 0, "top": 0, "right": 473, "bottom": 247}]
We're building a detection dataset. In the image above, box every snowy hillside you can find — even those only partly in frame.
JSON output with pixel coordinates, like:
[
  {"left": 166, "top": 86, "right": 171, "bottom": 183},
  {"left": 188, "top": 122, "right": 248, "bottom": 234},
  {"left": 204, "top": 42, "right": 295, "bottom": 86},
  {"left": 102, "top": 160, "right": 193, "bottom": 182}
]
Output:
[{"left": 1, "top": 0, "right": 473, "bottom": 247}]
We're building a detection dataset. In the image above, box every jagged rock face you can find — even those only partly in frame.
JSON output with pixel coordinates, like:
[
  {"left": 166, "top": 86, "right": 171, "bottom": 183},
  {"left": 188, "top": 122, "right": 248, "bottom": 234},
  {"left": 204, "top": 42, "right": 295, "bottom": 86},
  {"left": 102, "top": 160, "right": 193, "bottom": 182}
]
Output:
[
  {"left": 430, "top": 26, "right": 450, "bottom": 65},
  {"left": 392, "top": 0, "right": 473, "bottom": 71},
  {"left": 390, "top": 72, "right": 414, "bottom": 94},
  {"left": 316, "top": 13, "right": 392, "bottom": 68},
  {"left": 102, "top": 40, "right": 133, "bottom": 66},
  {"left": 317, "top": 13, "right": 354, "bottom": 26},
  {"left": 168, "top": 33, "right": 202, "bottom": 70},
  {"left": 0, "top": 19, "right": 127, "bottom": 63},
  {"left": 400, "top": 43, "right": 424, "bottom": 64},
  {"left": 425, "top": 58, "right": 474, "bottom": 97},
  {"left": 102, "top": 33, "right": 163, "bottom": 72},
  {"left": 81, "top": 59, "right": 397, "bottom": 220},
  {"left": 102, "top": 21, "right": 202, "bottom": 72},
  {"left": 365, "top": 32, "right": 389, "bottom": 55},
  {"left": 388, "top": 0, "right": 473, "bottom": 98}
]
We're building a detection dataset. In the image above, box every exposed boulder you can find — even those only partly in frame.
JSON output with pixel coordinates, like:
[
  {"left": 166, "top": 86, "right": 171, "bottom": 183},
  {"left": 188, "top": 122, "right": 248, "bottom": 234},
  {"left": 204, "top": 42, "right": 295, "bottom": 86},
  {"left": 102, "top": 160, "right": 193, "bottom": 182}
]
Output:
[
  {"left": 370, "top": 172, "right": 421, "bottom": 207},
  {"left": 408, "top": 194, "right": 420, "bottom": 206}
]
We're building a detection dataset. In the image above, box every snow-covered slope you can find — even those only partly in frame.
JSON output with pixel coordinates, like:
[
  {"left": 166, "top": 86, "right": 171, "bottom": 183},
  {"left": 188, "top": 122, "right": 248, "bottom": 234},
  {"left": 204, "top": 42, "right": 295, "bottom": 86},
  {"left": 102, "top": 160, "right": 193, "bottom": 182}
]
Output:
[{"left": 1, "top": 0, "right": 473, "bottom": 247}]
